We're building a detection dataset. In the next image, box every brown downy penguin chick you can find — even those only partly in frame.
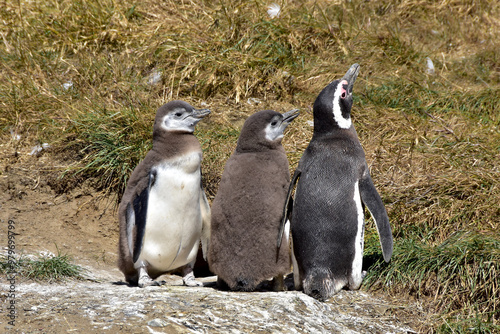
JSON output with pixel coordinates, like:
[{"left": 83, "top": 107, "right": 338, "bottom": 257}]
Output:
[
  {"left": 118, "top": 100, "right": 211, "bottom": 287},
  {"left": 208, "top": 109, "right": 299, "bottom": 291}
]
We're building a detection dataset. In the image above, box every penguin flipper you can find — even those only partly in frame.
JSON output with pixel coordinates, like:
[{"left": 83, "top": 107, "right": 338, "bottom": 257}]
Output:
[
  {"left": 131, "top": 170, "right": 156, "bottom": 263},
  {"left": 200, "top": 185, "right": 211, "bottom": 261},
  {"left": 359, "top": 171, "right": 393, "bottom": 262},
  {"left": 277, "top": 169, "right": 301, "bottom": 249}
]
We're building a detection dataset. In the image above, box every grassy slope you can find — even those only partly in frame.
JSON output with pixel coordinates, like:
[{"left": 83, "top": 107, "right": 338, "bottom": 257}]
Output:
[{"left": 1, "top": 0, "right": 498, "bottom": 331}]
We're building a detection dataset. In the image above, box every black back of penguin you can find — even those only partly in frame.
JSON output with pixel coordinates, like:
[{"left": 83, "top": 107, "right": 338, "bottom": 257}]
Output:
[
  {"left": 283, "top": 64, "right": 393, "bottom": 301},
  {"left": 292, "top": 80, "right": 366, "bottom": 291}
]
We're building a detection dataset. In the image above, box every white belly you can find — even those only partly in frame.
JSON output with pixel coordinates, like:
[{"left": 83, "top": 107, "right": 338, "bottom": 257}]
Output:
[
  {"left": 350, "top": 180, "right": 365, "bottom": 289},
  {"left": 137, "top": 153, "right": 203, "bottom": 271}
]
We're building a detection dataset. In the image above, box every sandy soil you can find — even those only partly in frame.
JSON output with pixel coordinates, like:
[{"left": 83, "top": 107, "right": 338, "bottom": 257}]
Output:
[{"left": 0, "top": 139, "right": 119, "bottom": 271}]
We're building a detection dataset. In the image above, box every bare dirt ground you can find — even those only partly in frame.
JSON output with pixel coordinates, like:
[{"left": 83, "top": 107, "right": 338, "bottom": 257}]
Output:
[{"left": 0, "top": 138, "right": 432, "bottom": 333}]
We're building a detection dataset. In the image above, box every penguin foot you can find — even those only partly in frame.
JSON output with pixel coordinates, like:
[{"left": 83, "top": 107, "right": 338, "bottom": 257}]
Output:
[
  {"left": 138, "top": 275, "right": 160, "bottom": 288},
  {"left": 181, "top": 266, "right": 203, "bottom": 287},
  {"left": 361, "top": 270, "right": 367, "bottom": 279},
  {"left": 182, "top": 272, "right": 203, "bottom": 287},
  {"left": 216, "top": 276, "right": 230, "bottom": 290},
  {"left": 272, "top": 275, "right": 285, "bottom": 291},
  {"left": 137, "top": 265, "right": 163, "bottom": 288}
]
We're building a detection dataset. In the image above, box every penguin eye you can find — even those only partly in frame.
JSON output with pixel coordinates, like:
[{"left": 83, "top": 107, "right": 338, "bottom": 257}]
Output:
[
  {"left": 340, "top": 82, "right": 348, "bottom": 99},
  {"left": 175, "top": 112, "right": 183, "bottom": 117},
  {"left": 271, "top": 121, "right": 278, "bottom": 127}
]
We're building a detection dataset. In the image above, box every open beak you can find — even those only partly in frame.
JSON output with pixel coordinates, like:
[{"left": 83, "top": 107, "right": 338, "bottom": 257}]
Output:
[{"left": 342, "top": 63, "right": 360, "bottom": 94}]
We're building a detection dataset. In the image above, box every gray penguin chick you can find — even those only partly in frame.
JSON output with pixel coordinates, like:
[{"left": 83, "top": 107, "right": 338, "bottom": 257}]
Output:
[{"left": 209, "top": 109, "right": 299, "bottom": 291}]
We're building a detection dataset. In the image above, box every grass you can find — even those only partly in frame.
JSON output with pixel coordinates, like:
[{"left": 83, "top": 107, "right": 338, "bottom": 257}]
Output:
[
  {"left": 0, "top": 252, "right": 84, "bottom": 282},
  {"left": 1, "top": 0, "right": 499, "bottom": 331},
  {"left": 364, "top": 230, "right": 500, "bottom": 331},
  {"left": 62, "top": 103, "right": 154, "bottom": 195}
]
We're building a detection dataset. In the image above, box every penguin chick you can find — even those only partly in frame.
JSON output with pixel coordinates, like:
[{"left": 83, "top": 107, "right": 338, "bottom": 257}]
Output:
[
  {"left": 208, "top": 109, "right": 299, "bottom": 291},
  {"left": 118, "top": 100, "right": 211, "bottom": 288}
]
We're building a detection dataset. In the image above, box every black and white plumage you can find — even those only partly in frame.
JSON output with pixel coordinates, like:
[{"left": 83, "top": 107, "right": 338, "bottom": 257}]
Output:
[
  {"left": 278, "top": 64, "right": 393, "bottom": 301},
  {"left": 208, "top": 109, "right": 299, "bottom": 291},
  {"left": 117, "top": 100, "right": 211, "bottom": 287}
]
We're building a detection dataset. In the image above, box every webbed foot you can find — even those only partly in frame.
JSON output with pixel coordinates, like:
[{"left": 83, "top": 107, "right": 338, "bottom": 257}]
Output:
[
  {"left": 137, "top": 265, "right": 163, "bottom": 288},
  {"left": 182, "top": 266, "right": 203, "bottom": 287},
  {"left": 272, "top": 275, "right": 285, "bottom": 291}
]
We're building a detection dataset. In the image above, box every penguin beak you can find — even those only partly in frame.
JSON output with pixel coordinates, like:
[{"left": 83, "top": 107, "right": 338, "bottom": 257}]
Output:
[
  {"left": 192, "top": 108, "right": 211, "bottom": 119},
  {"left": 342, "top": 63, "right": 360, "bottom": 94},
  {"left": 282, "top": 108, "right": 300, "bottom": 124}
]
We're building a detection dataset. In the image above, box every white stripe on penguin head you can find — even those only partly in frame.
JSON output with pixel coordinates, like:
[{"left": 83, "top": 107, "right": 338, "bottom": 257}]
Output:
[{"left": 332, "top": 80, "right": 352, "bottom": 129}]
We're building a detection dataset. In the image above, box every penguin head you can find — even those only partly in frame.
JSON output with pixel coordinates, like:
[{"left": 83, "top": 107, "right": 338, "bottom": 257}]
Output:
[
  {"left": 153, "top": 100, "right": 210, "bottom": 135},
  {"left": 313, "top": 63, "right": 360, "bottom": 133},
  {"left": 236, "top": 109, "right": 299, "bottom": 152}
]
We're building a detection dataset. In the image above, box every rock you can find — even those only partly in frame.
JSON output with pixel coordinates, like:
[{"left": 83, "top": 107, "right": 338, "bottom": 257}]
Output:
[
  {"left": 1, "top": 274, "right": 420, "bottom": 333},
  {"left": 148, "top": 318, "right": 169, "bottom": 327}
]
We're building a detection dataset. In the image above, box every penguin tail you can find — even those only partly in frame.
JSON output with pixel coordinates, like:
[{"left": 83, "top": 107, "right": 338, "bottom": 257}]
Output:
[
  {"left": 233, "top": 278, "right": 256, "bottom": 292},
  {"left": 303, "top": 268, "right": 345, "bottom": 301}
]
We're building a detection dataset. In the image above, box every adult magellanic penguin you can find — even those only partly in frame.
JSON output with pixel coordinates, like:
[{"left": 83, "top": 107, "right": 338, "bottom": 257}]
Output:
[
  {"left": 278, "top": 64, "right": 393, "bottom": 301},
  {"left": 208, "top": 109, "right": 299, "bottom": 291},
  {"left": 118, "top": 100, "right": 211, "bottom": 287}
]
